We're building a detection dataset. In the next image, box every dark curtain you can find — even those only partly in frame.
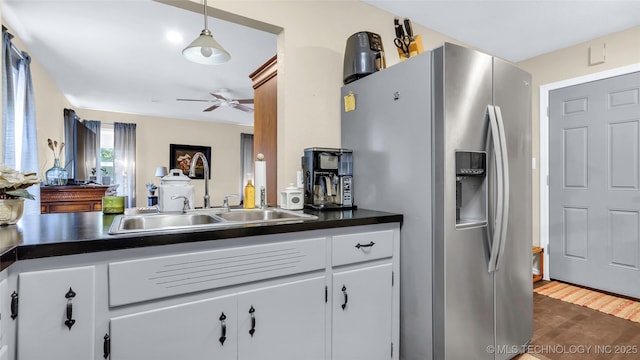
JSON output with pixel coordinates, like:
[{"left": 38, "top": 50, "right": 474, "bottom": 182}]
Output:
[{"left": 83, "top": 120, "right": 101, "bottom": 180}]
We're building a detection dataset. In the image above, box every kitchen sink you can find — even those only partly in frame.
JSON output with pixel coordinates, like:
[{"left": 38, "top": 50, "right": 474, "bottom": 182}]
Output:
[
  {"left": 118, "top": 213, "right": 224, "bottom": 230},
  {"left": 216, "top": 208, "right": 311, "bottom": 222},
  {"left": 108, "top": 208, "right": 317, "bottom": 234}
]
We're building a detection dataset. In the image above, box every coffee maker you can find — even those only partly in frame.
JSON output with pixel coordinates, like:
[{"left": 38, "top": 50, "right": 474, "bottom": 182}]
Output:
[{"left": 302, "top": 148, "right": 355, "bottom": 210}]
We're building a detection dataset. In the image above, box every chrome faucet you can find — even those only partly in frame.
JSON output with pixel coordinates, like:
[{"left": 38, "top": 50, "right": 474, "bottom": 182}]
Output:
[
  {"left": 170, "top": 195, "right": 190, "bottom": 213},
  {"left": 223, "top": 194, "right": 238, "bottom": 212},
  {"left": 189, "top": 152, "right": 210, "bottom": 208}
]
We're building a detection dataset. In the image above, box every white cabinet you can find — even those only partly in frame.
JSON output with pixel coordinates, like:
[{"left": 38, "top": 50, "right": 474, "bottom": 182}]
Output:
[
  {"left": 6, "top": 223, "right": 400, "bottom": 360},
  {"left": 237, "top": 277, "right": 326, "bottom": 360},
  {"left": 331, "top": 228, "right": 398, "bottom": 360},
  {"left": 109, "top": 276, "right": 325, "bottom": 360},
  {"left": 16, "top": 266, "right": 95, "bottom": 360},
  {"left": 332, "top": 264, "right": 393, "bottom": 360},
  {"left": 110, "top": 294, "right": 237, "bottom": 360}
]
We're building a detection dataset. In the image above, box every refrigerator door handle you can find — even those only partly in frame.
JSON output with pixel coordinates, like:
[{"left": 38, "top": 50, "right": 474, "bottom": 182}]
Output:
[
  {"left": 487, "top": 105, "right": 504, "bottom": 273},
  {"left": 494, "top": 105, "right": 510, "bottom": 271}
]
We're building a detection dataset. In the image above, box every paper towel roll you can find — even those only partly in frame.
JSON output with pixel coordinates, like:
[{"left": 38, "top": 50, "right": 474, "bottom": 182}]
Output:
[{"left": 254, "top": 160, "right": 267, "bottom": 207}]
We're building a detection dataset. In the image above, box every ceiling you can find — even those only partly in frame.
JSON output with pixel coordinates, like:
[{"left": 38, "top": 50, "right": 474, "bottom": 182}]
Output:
[
  {"left": 363, "top": 0, "right": 640, "bottom": 63},
  {"left": 3, "top": 1, "right": 640, "bottom": 127}
]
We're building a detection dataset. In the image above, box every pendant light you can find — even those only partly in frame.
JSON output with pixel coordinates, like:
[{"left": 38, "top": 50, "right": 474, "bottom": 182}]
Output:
[{"left": 182, "top": 0, "right": 230, "bottom": 65}]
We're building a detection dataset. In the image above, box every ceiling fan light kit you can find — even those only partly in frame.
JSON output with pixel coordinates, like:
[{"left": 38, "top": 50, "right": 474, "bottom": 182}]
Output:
[{"left": 183, "top": 0, "right": 230, "bottom": 65}]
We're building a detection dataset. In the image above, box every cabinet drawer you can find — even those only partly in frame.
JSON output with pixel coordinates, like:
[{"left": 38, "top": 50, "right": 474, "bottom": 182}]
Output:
[
  {"left": 332, "top": 230, "right": 394, "bottom": 266},
  {"left": 109, "top": 237, "right": 326, "bottom": 307}
]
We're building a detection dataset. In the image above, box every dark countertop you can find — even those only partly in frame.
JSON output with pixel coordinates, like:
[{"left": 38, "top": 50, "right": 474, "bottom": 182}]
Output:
[{"left": 0, "top": 209, "right": 402, "bottom": 270}]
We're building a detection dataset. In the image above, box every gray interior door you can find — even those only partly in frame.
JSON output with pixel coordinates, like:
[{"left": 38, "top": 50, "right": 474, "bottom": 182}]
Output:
[{"left": 549, "top": 71, "right": 640, "bottom": 298}]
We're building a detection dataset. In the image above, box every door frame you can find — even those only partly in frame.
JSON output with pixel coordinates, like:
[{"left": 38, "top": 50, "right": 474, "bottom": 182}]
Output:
[{"left": 539, "top": 63, "right": 640, "bottom": 280}]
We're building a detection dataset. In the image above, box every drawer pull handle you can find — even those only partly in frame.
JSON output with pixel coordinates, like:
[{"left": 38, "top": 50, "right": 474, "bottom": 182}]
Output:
[
  {"left": 249, "top": 306, "right": 256, "bottom": 337},
  {"left": 341, "top": 285, "right": 348, "bottom": 310},
  {"left": 219, "top": 312, "right": 227, "bottom": 345},
  {"left": 65, "top": 287, "right": 77, "bottom": 330},
  {"left": 355, "top": 241, "right": 375, "bottom": 249}
]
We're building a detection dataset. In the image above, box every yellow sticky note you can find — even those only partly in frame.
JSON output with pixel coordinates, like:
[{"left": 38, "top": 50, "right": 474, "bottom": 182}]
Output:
[{"left": 344, "top": 93, "right": 356, "bottom": 112}]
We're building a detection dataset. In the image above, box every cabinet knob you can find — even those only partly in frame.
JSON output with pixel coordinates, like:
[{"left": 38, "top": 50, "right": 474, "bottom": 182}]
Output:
[
  {"left": 341, "top": 285, "right": 349, "bottom": 310},
  {"left": 10, "top": 291, "right": 18, "bottom": 320},
  {"left": 103, "top": 333, "right": 111, "bottom": 359},
  {"left": 65, "top": 287, "right": 77, "bottom": 330},
  {"left": 219, "top": 312, "right": 227, "bottom": 345},
  {"left": 249, "top": 306, "right": 256, "bottom": 337}
]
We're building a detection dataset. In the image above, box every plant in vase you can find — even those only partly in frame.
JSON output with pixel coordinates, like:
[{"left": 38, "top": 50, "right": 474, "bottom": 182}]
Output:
[
  {"left": 45, "top": 138, "right": 68, "bottom": 185},
  {"left": 0, "top": 165, "right": 41, "bottom": 225},
  {"left": 146, "top": 183, "right": 157, "bottom": 196},
  {"left": 101, "top": 167, "right": 111, "bottom": 185},
  {"left": 89, "top": 168, "right": 97, "bottom": 182}
]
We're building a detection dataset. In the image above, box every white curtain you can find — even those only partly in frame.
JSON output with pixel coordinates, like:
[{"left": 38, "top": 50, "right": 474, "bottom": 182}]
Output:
[
  {"left": 240, "top": 133, "right": 254, "bottom": 203},
  {"left": 2, "top": 29, "right": 40, "bottom": 215},
  {"left": 114, "top": 122, "right": 136, "bottom": 207}
]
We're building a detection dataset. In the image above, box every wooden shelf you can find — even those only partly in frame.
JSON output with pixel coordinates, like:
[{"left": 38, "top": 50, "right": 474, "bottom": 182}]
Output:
[
  {"left": 533, "top": 246, "right": 544, "bottom": 283},
  {"left": 40, "top": 185, "right": 109, "bottom": 214}
]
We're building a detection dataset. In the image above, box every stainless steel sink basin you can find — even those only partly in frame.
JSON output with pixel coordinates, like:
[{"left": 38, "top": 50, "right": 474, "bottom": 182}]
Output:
[
  {"left": 108, "top": 208, "right": 317, "bottom": 234},
  {"left": 118, "top": 214, "right": 224, "bottom": 230},
  {"left": 216, "top": 208, "right": 312, "bottom": 222}
]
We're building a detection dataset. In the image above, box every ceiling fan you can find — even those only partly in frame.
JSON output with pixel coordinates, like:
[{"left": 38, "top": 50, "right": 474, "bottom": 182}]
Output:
[{"left": 177, "top": 90, "right": 254, "bottom": 113}]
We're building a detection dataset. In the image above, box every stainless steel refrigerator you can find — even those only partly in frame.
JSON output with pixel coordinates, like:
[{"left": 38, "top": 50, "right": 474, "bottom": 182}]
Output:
[{"left": 341, "top": 42, "right": 532, "bottom": 360}]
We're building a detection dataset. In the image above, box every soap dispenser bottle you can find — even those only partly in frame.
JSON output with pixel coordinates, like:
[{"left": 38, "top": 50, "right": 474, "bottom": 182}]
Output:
[{"left": 244, "top": 174, "right": 255, "bottom": 209}]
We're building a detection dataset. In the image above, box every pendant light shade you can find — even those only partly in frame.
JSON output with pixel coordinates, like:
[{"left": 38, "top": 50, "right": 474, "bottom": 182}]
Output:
[{"left": 182, "top": 0, "right": 230, "bottom": 65}]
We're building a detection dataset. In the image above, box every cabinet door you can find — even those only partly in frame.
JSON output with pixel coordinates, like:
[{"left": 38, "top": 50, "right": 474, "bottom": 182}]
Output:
[
  {"left": 332, "top": 263, "right": 393, "bottom": 360},
  {"left": 17, "top": 266, "right": 95, "bottom": 360},
  {"left": 238, "top": 276, "right": 325, "bottom": 360},
  {"left": 110, "top": 294, "right": 237, "bottom": 360}
]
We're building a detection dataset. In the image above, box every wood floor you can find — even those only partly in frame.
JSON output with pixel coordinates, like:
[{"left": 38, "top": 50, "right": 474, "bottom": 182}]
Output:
[{"left": 528, "top": 280, "right": 640, "bottom": 360}]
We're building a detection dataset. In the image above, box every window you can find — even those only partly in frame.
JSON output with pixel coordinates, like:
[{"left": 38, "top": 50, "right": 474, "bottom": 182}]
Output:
[{"left": 100, "top": 125, "right": 114, "bottom": 177}]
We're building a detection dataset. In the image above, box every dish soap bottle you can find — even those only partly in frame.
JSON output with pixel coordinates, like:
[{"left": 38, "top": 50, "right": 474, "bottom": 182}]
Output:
[{"left": 244, "top": 174, "right": 255, "bottom": 209}]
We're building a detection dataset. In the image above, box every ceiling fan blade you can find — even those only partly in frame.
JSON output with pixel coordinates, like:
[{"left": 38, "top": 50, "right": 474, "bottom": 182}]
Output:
[
  {"left": 177, "top": 98, "right": 212, "bottom": 102},
  {"left": 203, "top": 105, "right": 220, "bottom": 112},
  {"left": 236, "top": 99, "right": 254, "bottom": 104},
  {"left": 210, "top": 93, "right": 228, "bottom": 101},
  {"left": 234, "top": 104, "right": 254, "bottom": 113}
]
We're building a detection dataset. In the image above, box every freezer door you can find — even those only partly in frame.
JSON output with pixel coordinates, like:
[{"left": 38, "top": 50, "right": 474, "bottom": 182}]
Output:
[
  {"left": 432, "top": 43, "right": 495, "bottom": 360},
  {"left": 493, "top": 57, "right": 533, "bottom": 360}
]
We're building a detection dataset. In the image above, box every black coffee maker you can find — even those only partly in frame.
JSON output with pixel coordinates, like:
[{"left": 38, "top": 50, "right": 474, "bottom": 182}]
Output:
[{"left": 302, "top": 148, "right": 355, "bottom": 210}]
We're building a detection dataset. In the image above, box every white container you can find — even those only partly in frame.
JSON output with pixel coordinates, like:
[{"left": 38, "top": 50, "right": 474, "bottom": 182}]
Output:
[
  {"left": 280, "top": 183, "right": 303, "bottom": 210},
  {"left": 158, "top": 169, "right": 194, "bottom": 212}
]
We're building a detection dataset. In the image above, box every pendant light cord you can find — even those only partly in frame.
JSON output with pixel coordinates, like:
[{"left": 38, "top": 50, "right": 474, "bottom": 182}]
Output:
[{"left": 203, "top": 0, "right": 209, "bottom": 31}]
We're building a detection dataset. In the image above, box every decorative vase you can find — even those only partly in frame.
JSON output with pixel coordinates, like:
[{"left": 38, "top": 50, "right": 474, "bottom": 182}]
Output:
[
  {"left": 0, "top": 198, "right": 25, "bottom": 225},
  {"left": 45, "top": 158, "right": 68, "bottom": 186}
]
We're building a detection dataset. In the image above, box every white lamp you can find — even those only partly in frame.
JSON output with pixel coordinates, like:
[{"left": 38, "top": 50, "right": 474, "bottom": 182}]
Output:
[
  {"left": 155, "top": 166, "right": 168, "bottom": 177},
  {"left": 182, "top": 0, "right": 230, "bottom": 65}
]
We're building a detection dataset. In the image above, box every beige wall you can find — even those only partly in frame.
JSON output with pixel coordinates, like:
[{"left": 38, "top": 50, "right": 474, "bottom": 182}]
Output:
[{"left": 517, "top": 25, "right": 640, "bottom": 246}]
